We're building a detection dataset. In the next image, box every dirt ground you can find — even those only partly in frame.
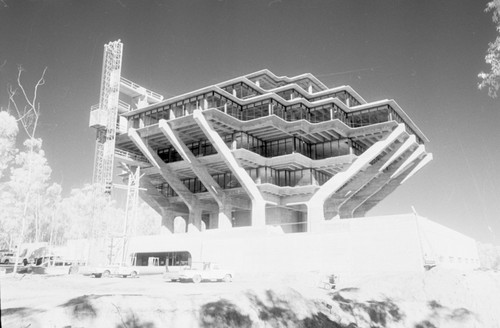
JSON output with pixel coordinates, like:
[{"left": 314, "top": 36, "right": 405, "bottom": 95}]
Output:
[{"left": 2, "top": 268, "right": 500, "bottom": 327}]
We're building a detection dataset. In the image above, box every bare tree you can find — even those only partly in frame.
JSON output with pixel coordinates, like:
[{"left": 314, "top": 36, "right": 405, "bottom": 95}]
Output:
[{"left": 8, "top": 65, "right": 47, "bottom": 274}]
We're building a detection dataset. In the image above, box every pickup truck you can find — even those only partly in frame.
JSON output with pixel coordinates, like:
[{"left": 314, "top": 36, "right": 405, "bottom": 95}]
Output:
[{"left": 177, "top": 262, "right": 233, "bottom": 283}]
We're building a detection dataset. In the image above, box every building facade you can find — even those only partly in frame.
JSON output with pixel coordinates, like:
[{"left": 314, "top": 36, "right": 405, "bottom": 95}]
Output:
[
  {"left": 104, "top": 67, "right": 432, "bottom": 234},
  {"left": 86, "top": 41, "right": 483, "bottom": 275}
]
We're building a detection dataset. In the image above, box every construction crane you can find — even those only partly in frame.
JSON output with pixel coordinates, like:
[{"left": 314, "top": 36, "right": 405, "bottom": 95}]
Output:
[
  {"left": 88, "top": 40, "right": 163, "bottom": 265},
  {"left": 90, "top": 40, "right": 123, "bottom": 194},
  {"left": 89, "top": 40, "right": 163, "bottom": 195}
]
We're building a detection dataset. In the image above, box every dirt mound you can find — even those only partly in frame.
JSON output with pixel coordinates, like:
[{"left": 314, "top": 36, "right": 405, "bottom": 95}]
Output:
[{"left": 2, "top": 269, "right": 500, "bottom": 327}]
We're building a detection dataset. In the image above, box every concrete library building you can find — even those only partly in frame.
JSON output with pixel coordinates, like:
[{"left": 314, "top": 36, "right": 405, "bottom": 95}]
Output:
[{"left": 88, "top": 41, "right": 479, "bottom": 276}]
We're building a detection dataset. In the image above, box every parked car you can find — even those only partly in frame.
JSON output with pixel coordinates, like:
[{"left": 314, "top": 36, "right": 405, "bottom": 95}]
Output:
[
  {"left": 88, "top": 265, "right": 139, "bottom": 278},
  {"left": 32, "top": 255, "right": 82, "bottom": 275},
  {"left": 163, "top": 263, "right": 188, "bottom": 282},
  {"left": 0, "top": 252, "right": 18, "bottom": 264},
  {"left": 178, "top": 262, "right": 233, "bottom": 283}
]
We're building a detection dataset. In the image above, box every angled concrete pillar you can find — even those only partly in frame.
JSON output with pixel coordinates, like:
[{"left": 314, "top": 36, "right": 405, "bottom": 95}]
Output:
[
  {"left": 128, "top": 128, "right": 199, "bottom": 211},
  {"left": 128, "top": 128, "right": 211, "bottom": 234},
  {"left": 391, "top": 145, "right": 426, "bottom": 180},
  {"left": 159, "top": 119, "right": 225, "bottom": 208},
  {"left": 208, "top": 212, "right": 218, "bottom": 229},
  {"left": 188, "top": 207, "right": 202, "bottom": 233},
  {"left": 351, "top": 150, "right": 432, "bottom": 217},
  {"left": 401, "top": 153, "right": 433, "bottom": 184},
  {"left": 306, "top": 124, "right": 406, "bottom": 232},
  {"left": 379, "top": 135, "right": 416, "bottom": 172},
  {"left": 193, "top": 109, "right": 266, "bottom": 227},
  {"left": 160, "top": 210, "right": 175, "bottom": 234},
  {"left": 218, "top": 201, "right": 233, "bottom": 230}
]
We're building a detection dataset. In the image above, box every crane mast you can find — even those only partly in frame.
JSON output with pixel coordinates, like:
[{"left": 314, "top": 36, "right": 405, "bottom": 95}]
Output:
[
  {"left": 92, "top": 40, "right": 123, "bottom": 193},
  {"left": 89, "top": 40, "right": 163, "bottom": 195}
]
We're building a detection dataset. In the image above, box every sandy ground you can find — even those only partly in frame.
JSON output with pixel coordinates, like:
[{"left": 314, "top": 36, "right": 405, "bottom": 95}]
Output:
[{"left": 1, "top": 268, "right": 500, "bottom": 327}]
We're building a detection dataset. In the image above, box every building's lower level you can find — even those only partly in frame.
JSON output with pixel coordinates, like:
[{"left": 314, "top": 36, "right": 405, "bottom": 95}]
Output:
[{"left": 121, "top": 213, "right": 479, "bottom": 277}]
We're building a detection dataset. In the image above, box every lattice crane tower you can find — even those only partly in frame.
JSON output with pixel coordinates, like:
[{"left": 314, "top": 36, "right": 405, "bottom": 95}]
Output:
[
  {"left": 90, "top": 40, "right": 123, "bottom": 193},
  {"left": 89, "top": 40, "right": 164, "bottom": 195}
]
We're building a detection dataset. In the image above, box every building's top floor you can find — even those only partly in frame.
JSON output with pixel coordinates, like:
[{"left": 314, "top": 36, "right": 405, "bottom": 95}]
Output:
[{"left": 118, "top": 69, "right": 429, "bottom": 144}]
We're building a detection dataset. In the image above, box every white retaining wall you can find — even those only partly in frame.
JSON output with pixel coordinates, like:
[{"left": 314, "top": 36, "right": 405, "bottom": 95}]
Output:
[{"left": 127, "top": 213, "right": 479, "bottom": 277}]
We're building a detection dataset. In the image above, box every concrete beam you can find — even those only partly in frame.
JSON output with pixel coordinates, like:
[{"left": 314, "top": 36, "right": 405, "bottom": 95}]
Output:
[
  {"left": 352, "top": 150, "right": 429, "bottom": 217},
  {"left": 352, "top": 155, "right": 427, "bottom": 217},
  {"left": 159, "top": 119, "right": 225, "bottom": 207},
  {"left": 391, "top": 145, "right": 426, "bottom": 180},
  {"left": 306, "top": 124, "right": 406, "bottom": 231},
  {"left": 193, "top": 109, "right": 266, "bottom": 227},
  {"left": 128, "top": 128, "right": 200, "bottom": 213},
  {"left": 379, "top": 135, "right": 416, "bottom": 172},
  {"left": 400, "top": 153, "right": 433, "bottom": 184},
  {"left": 338, "top": 145, "right": 416, "bottom": 218}
]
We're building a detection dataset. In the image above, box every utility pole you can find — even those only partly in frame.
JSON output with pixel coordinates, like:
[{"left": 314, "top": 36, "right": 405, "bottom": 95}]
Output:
[{"left": 114, "top": 166, "right": 144, "bottom": 266}]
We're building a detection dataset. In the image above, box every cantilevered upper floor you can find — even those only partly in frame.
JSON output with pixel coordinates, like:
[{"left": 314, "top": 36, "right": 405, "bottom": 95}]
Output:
[{"left": 112, "top": 69, "right": 432, "bottom": 233}]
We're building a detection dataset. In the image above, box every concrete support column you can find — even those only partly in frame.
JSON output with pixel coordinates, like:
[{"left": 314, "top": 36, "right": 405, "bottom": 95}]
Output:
[
  {"left": 252, "top": 201, "right": 266, "bottom": 227},
  {"left": 193, "top": 109, "right": 268, "bottom": 228},
  {"left": 307, "top": 202, "right": 324, "bottom": 233},
  {"left": 160, "top": 210, "right": 175, "bottom": 234},
  {"left": 188, "top": 207, "right": 202, "bottom": 233},
  {"left": 208, "top": 212, "right": 218, "bottom": 229},
  {"left": 218, "top": 203, "right": 233, "bottom": 230},
  {"left": 306, "top": 124, "right": 406, "bottom": 232}
]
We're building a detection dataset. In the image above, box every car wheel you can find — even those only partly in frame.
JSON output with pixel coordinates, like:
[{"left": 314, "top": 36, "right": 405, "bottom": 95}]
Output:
[
  {"left": 192, "top": 274, "right": 202, "bottom": 284},
  {"left": 4, "top": 260, "right": 9, "bottom": 264},
  {"left": 94, "top": 273, "right": 102, "bottom": 278},
  {"left": 223, "top": 274, "right": 232, "bottom": 283},
  {"left": 102, "top": 270, "right": 111, "bottom": 278},
  {"left": 130, "top": 271, "right": 137, "bottom": 278}
]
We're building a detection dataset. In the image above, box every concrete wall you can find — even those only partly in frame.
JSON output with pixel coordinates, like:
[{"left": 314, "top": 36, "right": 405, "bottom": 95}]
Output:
[
  {"left": 127, "top": 213, "right": 479, "bottom": 278},
  {"left": 419, "top": 217, "right": 479, "bottom": 270},
  {"left": 265, "top": 206, "right": 304, "bottom": 233}
]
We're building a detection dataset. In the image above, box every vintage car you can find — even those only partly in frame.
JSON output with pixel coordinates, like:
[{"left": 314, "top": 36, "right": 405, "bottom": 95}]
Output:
[
  {"left": 32, "top": 256, "right": 82, "bottom": 275},
  {"left": 177, "top": 262, "right": 233, "bottom": 283},
  {"left": 0, "top": 252, "right": 17, "bottom": 264},
  {"left": 87, "top": 265, "right": 139, "bottom": 278}
]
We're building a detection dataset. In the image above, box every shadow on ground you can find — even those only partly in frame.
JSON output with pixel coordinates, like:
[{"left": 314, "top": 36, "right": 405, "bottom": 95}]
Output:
[
  {"left": 199, "top": 290, "right": 345, "bottom": 328},
  {"left": 1, "top": 306, "right": 44, "bottom": 316},
  {"left": 331, "top": 289, "right": 404, "bottom": 327},
  {"left": 413, "top": 300, "right": 476, "bottom": 328}
]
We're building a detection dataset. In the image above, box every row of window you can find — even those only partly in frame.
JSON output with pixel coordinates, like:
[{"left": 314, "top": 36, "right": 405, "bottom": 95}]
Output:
[
  {"left": 247, "top": 75, "right": 352, "bottom": 104},
  {"left": 156, "top": 131, "right": 365, "bottom": 164},
  {"left": 127, "top": 89, "right": 421, "bottom": 144},
  {"left": 221, "top": 80, "right": 361, "bottom": 107},
  {"left": 158, "top": 167, "right": 332, "bottom": 197},
  {"left": 134, "top": 252, "right": 191, "bottom": 267},
  {"left": 221, "top": 82, "right": 260, "bottom": 99},
  {"left": 128, "top": 88, "right": 357, "bottom": 127}
]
